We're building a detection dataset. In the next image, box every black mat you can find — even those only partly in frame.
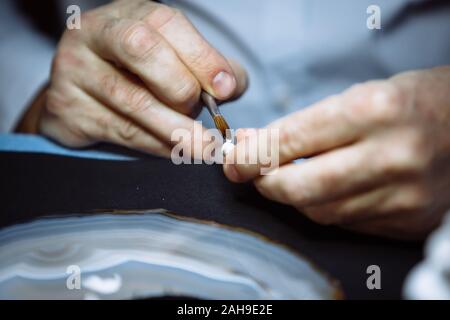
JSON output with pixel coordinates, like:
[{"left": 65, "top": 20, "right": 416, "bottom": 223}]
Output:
[{"left": 0, "top": 151, "right": 423, "bottom": 299}]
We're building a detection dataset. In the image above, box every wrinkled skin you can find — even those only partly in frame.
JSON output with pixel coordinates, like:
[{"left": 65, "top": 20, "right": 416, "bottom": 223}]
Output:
[
  {"left": 224, "top": 67, "right": 450, "bottom": 240},
  {"left": 25, "top": 0, "right": 247, "bottom": 155},
  {"left": 20, "top": 0, "right": 450, "bottom": 240}
]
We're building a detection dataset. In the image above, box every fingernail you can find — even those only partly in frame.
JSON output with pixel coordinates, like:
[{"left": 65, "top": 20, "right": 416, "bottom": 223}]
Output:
[
  {"left": 212, "top": 71, "right": 236, "bottom": 99},
  {"left": 225, "top": 164, "right": 241, "bottom": 182}
]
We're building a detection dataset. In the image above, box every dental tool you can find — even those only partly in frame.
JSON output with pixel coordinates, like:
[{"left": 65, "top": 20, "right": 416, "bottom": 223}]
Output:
[{"left": 201, "top": 91, "right": 235, "bottom": 155}]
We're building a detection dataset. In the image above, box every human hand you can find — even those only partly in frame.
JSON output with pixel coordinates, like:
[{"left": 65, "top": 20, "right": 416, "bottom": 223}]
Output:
[
  {"left": 224, "top": 67, "right": 450, "bottom": 240},
  {"left": 19, "top": 0, "right": 247, "bottom": 156}
]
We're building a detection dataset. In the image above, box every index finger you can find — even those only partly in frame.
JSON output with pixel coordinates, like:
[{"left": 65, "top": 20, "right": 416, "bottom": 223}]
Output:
[
  {"left": 143, "top": 5, "right": 238, "bottom": 100},
  {"left": 223, "top": 95, "right": 357, "bottom": 182}
]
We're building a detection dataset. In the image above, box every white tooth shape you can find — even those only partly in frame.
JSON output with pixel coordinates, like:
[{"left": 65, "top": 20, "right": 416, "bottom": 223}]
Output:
[{"left": 221, "top": 140, "right": 235, "bottom": 156}]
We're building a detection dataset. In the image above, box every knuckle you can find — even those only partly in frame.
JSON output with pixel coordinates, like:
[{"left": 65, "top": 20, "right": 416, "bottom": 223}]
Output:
[
  {"left": 127, "top": 88, "right": 151, "bottom": 113},
  {"left": 100, "top": 73, "right": 121, "bottom": 98},
  {"left": 278, "top": 125, "right": 295, "bottom": 147},
  {"left": 383, "top": 209, "right": 435, "bottom": 240},
  {"left": 381, "top": 147, "right": 414, "bottom": 176},
  {"left": 403, "top": 132, "right": 430, "bottom": 172},
  {"left": 169, "top": 7, "right": 183, "bottom": 16},
  {"left": 51, "top": 51, "right": 69, "bottom": 78},
  {"left": 257, "top": 175, "right": 313, "bottom": 208},
  {"left": 99, "top": 74, "right": 153, "bottom": 115},
  {"left": 346, "top": 82, "right": 367, "bottom": 97},
  {"left": 100, "top": 17, "right": 121, "bottom": 41},
  {"left": 94, "top": 114, "right": 110, "bottom": 137},
  {"left": 342, "top": 84, "right": 373, "bottom": 125},
  {"left": 120, "top": 22, "right": 161, "bottom": 59},
  {"left": 61, "top": 11, "right": 94, "bottom": 41},
  {"left": 146, "top": 4, "right": 180, "bottom": 29},
  {"left": 281, "top": 181, "right": 310, "bottom": 206},
  {"left": 45, "top": 89, "right": 69, "bottom": 117},
  {"left": 124, "top": 87, "right": 153, "bottom": 115},
  {"left": 188, "top": 45, "right": 216, "bottom": 71},
  {"left": 80, "top": 11, "right": 96, "bottom": 27},
  {"left": 277, "top": 126, "right": 291, "bottom": 146},
  {"left": 315, "top": 168, "right": 340, "bottom": 195},
  {"left": 51, "top": 49, "right": 84, "bottom": 79},
  {"left": 171, "top": 79, "right": 201, "bottom": 109},
  {"left": 277, "top": 118, "right": 304, "bottom": 156},
  {"left": 345, "top": 82, "right": 404, "bottom": 126},
  {"left": 381, "top": 132, "right": 430, "bottom": 175},
  {"left": 58, "top": 110, "right": 93, "bottom": 144},
  {"left": 73, "top": 120, "right": 94, "bottom": 142},
  {"left": 303, "top": 207, "right": 335, "bottom": 225},
  {"left": 89, "top": 116, "right": 108, "bottom": 142},
  {"left": 367, "top": 83, "right": 404, "bottom": 125},
  {"left": 45, "top": 90, "right": 62, "bottom": 116},
  {"left": 189, "top": 43, "right": 213, "bottom": 65},
  {"left": 253, "top": 178, "right": 264, "bottom": 190},
  {"left": 44, "top": 90, "right": 95, "bottom": 146},
  {"left": 117, "top": 119, "right": 140, "bottom": 141}
]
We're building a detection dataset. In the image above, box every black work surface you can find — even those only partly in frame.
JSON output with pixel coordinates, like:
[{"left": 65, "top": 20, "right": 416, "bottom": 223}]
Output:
[{"left": 0, "top": 151, "right": 423, "bottom": 300}]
